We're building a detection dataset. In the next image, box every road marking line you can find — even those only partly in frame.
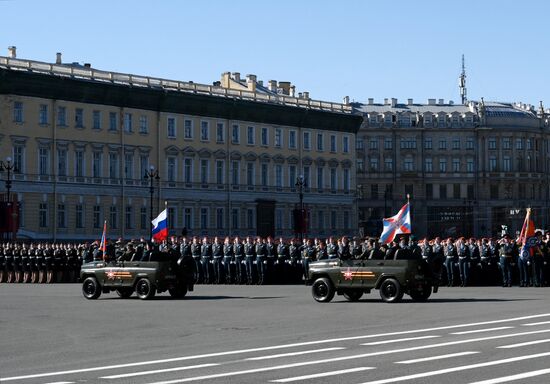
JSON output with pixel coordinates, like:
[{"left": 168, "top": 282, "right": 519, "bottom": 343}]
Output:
[
  {"left": 450, "top": 327, "right": 514, "bottom": 335},
  {"left": 356, "top": 352, "right": 550, "bottom": 384},
  {"left": 43, "top": 382, "right": 75, "bottom": 384},
  {"left": 362, "top": 336, "right": 440, "bottom": 345},
  {"left": 497, "top": 338, "right": 550, "bottom": 349},
  {"left": 271, "top": 367, "right": 375, "bottom": 383},
  {"left": 245, "top": 347, "right": 345, "bottom": 361},
  {"left": 144, "top": 330, "right": 550, "bottom": 384},
  {"left": 521, "top": 320, "right": 550, "bottom": 326},
  {"left": 4, "top": 313, "right": 550, "bottom": 382},
  {"left": 100, "top": 363, "right": 219, "bottom": 379},
  {"left": 467, "top": 367, "right": 550, "bottom": 384},
  {"left": 395, "top": 351, "right": 480, "bottom": 364}
]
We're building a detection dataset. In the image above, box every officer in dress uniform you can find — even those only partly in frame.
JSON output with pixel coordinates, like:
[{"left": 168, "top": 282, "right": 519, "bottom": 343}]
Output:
[
  {"left": 276, "top": 238, "right": 289, "bottom": 284},
  {"left": 467, "top": 238, "right": 480, "bottom": 285},
  {"left": 317, "top": 241, "right": 328, "bottom": 260},
  {"left": 265, "top": 237, "right": 276, "bottom": 284},
  {"left": 223, "top": 237, "right": 234, "bottom": 284},
  {"left": 532, "top": 231, "right": 545, "bottom": 287},
  {"left": 211, "top": 237, "right": 223, "bottom": 284},
  {"left": 20, "top": 243, "right": 30, "bottom": 283},
  {"left": 499, "top": 235, "right": 514, "bottom": 287},
  {"left": 338, "top": 237, "right": 351, "bottom": 261},
  {"left": 289, "top": 239, "right": 301, "bottom": 283},
  {"left": 190, "top": 237, "right": 202, "bottom": 283},
  {"left": 244, "top": 236, "right": 256, "bottom": 285},
  {"left": 200, "top": 237, "right": 212, "bottom": 284},
  {"left": 13, "top": 243, "right": 22, "bottom": 283},
  {"left": 233, "top": 237, "right": 245, "bottom": 284},
  {"left": 430, "top": 237, "right": 444, "bottom": 284},
  {"left": 302, "top": 239, "right": 317, "bottom": 281},
  {"left": 350, "top": 238, "right": 362, "bottom": 260},
  {"left": 479, "top": 238, "right": 490, "bottom": 285},
  {"left": 327, "top": 237, "right": 338, "bottom": 259},
  {"left": 444, "top": 238, "right": 456, "bottom": 286},
  {"left": 456, "top": 237, "right": 469, "bottom": 287},
  {"left": 255, "top": 237, "right": 267, "bottom": 285}
]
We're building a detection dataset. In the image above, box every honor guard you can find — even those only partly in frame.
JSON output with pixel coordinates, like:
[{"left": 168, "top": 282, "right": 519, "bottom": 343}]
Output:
[
  {"left": 255, "top": 237, "right": 267, "bottom": 285},
  {"left": 190, "top": 237, "right": 202, "bottom": 283},
  {"left": 456, "top": 237, "right": 469, "bottom": 287},
  {"left": 244, "top": 237, "right": 256, "bottom": 285},
  {"left": 233, "top": 237, "right": 245, "bottom": 284},
  {"left": 200, "top": 237, "right": 212, "bottom": 284},
  {"left": 499, "top": 235, "right": 515, "bottom": 287},
  {"left": 276, "top": 238, "right": 289, "bottom": 283},
  {"left": 443, "top": 238, "right": 456, "bottom": 286},
  {"left": 327, "top": 237, "right": 338, "bottom": 259},
  {"left": 223, "top": 237, "right": 234, "bottom": 284}
]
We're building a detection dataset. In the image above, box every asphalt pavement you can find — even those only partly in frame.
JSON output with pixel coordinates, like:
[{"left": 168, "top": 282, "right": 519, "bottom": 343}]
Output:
[{"left": 1, "top": 284, "right": 550, "bottom": 384}]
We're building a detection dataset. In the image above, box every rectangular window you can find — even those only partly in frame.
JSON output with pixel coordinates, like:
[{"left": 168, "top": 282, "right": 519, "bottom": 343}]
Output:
[
  {"left": 261, "top": 163, "right": 268, "bottom": 187},
  {"left": 317, "top": 133, "right": 324, "bottom": 151},
  {"left": 405, "top": 184, "right": 414, "bottom": 199},
  {"left": 400, "top": 138, "right": 417, "bottom": 149},
  {"left": 330, "top": 135, "right": 337, "bottom": 152},
  {"left": 317, "top": 167, "right": 324, "bottom": 191},
  {"left": 109, "top": 152, "right": 119, "bottom": 179},
  {"left": 200, "top": 208, "right": 208, "bottom": 229},
  {"left": 200, "top": 159, "right": 208, "bottom": 184},
  {"left": 331, "top": 211, "right": 337, "bottom": 230},
  {"left": 57, "top": 149, "right": 67, "bottom": 177},
  {"left": 200, "top": 121, "right": 209, "bottom": 141},
  {"left": 167, "top": 157, "right": 176, "bottom": 182},
  {"left": 425, "top": 158, "right": 433, "bottom": 172},
  {"left": 438, "top": 140, "right": 447, "bottom": 150},
  {"left": 247, "top": 126, "right": 255, "bottom": 145},
  {"left": 439, "top": 158, "right": 447, "bottom": 172},
  {"left": 216, "top": 208, "right": 224, "bottom": 229},
  {"left": 231, "top": 124, "right": 239, "bottom": 143},
  {"left": 275, "top": 164, "right": 282, "bottom": 189},
  {"left": 527, "top": 138, "right": 533, "bottom": 150},
  {"left": 452, "top": 158, "right": 460, "bottom": 172},
  {"left": 184, "top": 158, "right": 193, "bottom": 183},
  {"left": 231, "top": 208, "right": 239, "bottom": 229},
  {"left": 503, "top": 156, "right": 511, "bottom": 172},
  {"left": 216, "top": 122, "right": 225, "bottom": 143},
  {"left": 39, "top": 104, "right": 48, "bottom": 125},
  {"left": 371, "top": 184, "right": 379, "bottom": 199},
  {"left": 343, "top": 168, "right": 350, "bottom": 192},
  {"left": 289, "top": 130, "right": 297, "bottom": 149},
  {"left": 384, "top": 137, "right": 393, "bottom": 150},
  {"left": 57, "top": 106, "right": 66, "bottom": 126},
  {"left": 466, "top": 138, "right": 474, "bottom": 150},
  {"left": 167, "top": 117, "right": 176, "bottom": 138},
  {"left": 140, "top": 207, "right": 147, "bottom": 230},
  {"left": 452, "top": 139, "right": 460, "bottom": 150},
  {"left": 369, "top": 138, "right": 378, "bottom": 150},
  {"left": 140, "top": 155, "right": 149, "bottom": 179},
  {"left": 139, "top": 115, "right": 148, "bottom": 134},
  {"left": 453, "top": 184, "right": 461, "bottom": 199},
  {"left": 403, "top": 157, "right": 414, "bottom": 171},
  {"left": 261, "top": 127, "right": 268, "bottom": 146},
  {"left": 109, "top": 206, "right": 117, "bottom": 229},
  {"left": 303, "top": 132, "right": 311, "bottom": 150},
  {"left": 167, "top": 207, "right": 175, "bottom": 229},
  {"left": 75, "top": 150, "right": 84, "bottom": 177},
  {"left": 184, "top": 119, "right": 193, "bottom": 139},
  {"left": 39, "top": 203, "right": 48, "bottom": 227},
  {"left": 343, "top": 136, "right": 350, "bottom": 153},
  {"left": 276, "top": 209, "right": 283, "bottom": 230},
  {"left": 289, "top": 165, "right": 296, "bottom": 188},
  {"left": 93, "top": 205, "right": 101, "bottom": 229},
  {"left": 356, "top": 139, "right": 364, "bottom": 150},
  {"left": 516, "top": 138, "right": 524, "bottom": 150},
  {"left": 502, "top": 137, "right": 512, "bottom": 150},
  {"left": 13, "top": 146, "right": 24, "bottom": 173},
  {"left": 426, "top": 184, "right": 433, "bottom": 199},
  {"left": 13, "top": 101, "right": 23, "bottom": 122},
  {"left": 184, "top": 207, "right": 192, "bottom": 230},
  {"left": 231, "top": 161, "right": 240, "bottom": 185},
  {"left": 357, "top": 159, "right": 364, "bottom": 172},
  {"left": 216, "top": 160, "right": 224, "bottom": 184},
  {"left": 75, "top": 108, "right": 84, "bottom": 128},
  {"left": 370, "top": 158, "right": 379, "bottom": 171},
  {"left": 489, "top": 156, "right": 497, "bottom": 172},
  {"left": 93, "top": 110, "right": 101, "bottom": 130},
  {"left": 109, "top": 112, "right": 117, "bottom": 131},
  {"left": 39, "top": 148, "right": 49, "bottom": 176},
  {"left": 125, "top": 205, "right": 133, "bottom": 229},
  {"left": 275, "top": 128, "right": 282, "bottom": 147},
  {"left": 124, "top": 153, "right": 133, "bottom": 179},
  {"left": 488, "top": 137, "right": 497, "bottom": 150},
  {"left": 384, "top": 158, "right": 393, "bottom": 171},
  {"left": 123, "top": 113, "right": 132, "bottom": 132},
  {"left": 330, "top": 168, "right": 337, "bottom": 192},
  {"left": 467, "top": 185, "right": 475, "bottom": 199},
  {"left": 303, "top": 166, "right": 310, "bottom": 191},
  {"left": 93, "top": 152, "right": 102, "bottom": 178},
  {"left": 439, "top": 184, "right": 447, "bottom": 198},
  {"left": 57, "top": 203, "right": 66, "bottom": 228},
  {"left": 438, "top": 114, "right": 447, "bottom": 127},
  {"left": 467, "top": 158, "right": 475, "bottom": 172},
  {"left": 343, "top": 211, "right": 350, "bottom": 230},
  {"left": 247, "top": 209, "right": 254, "bottom": 229}
]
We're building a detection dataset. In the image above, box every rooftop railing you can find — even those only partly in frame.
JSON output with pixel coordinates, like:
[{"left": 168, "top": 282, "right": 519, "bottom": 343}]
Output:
[{"left": 0, "top": 56, "right": 352, "bottom": 114}]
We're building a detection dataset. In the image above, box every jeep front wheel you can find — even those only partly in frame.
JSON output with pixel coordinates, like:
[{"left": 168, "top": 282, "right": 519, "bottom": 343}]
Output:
[
  {"left": 136, "top": 278, "right": 156, "bottom": 300},
  {"left": 379, "top": 278, "right": 403, "bottom": 303},
  {"left": 343, "top": 289, "right": 363, "bottom": 302},
  {"left": 82, "top": 277, "right": 101, "bottom": 300},
  {"left": 312, "top": 277, "right": 335, "bottom": 303}
]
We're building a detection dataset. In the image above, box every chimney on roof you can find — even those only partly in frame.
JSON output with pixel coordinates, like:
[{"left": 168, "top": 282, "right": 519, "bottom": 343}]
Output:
[
  {"left": 391, "top": 98, "right": 397, "bottom": 107},
  {"left": 428, "top": 98, "right": 436, "bottom": 105},
  {"left": 298, "top": 92, "right": 303, "bottom": 98},
  {"left": 232, "top": 72, "right": 241, "bottom": 82},
  {"left": 8, "top": 46, "right": 16, "bottom": 58},
  {"left": 56, "top": 52, "right": 62, "bottom": 64},
  {"left": 84, "top": 63, "right": 91, "bottom": 68},
  {"left": 268, "top": 80, "right": 277, "bottom": 92},
  {"left": 303, "top": 91, "right": 310, "bottom": 99},
  {"left": 438, "top": 98, "right": 444, "bottom": 105},
  {"left": 368, "top": 98, "right": 374, "bottom": 105},
  {"left": 384, "top": 98, "right": 389, "bottom": 105},
  {"left": 407, "top": 98, "right": 413, "bottom": 106},
  {"left": 221, "top": 72, "right": 231, "bottom": 88},
  {"left": 449, "top": 100, "right": 454, "bottom": 105},
  {"left": 246, "top": 74, "right": 257, "bottom": 92},
  {"left": 278, "top": 81, "right": 291, "bottom": 95},
  {"left": 290, "top": 85, "right": 296, "bottom": 97},
  {"left": 343, "top": 96, "right": 350, "bottom": 105},
  {"left": 258, "top": 80, "right": 263, "bottom": 86}
]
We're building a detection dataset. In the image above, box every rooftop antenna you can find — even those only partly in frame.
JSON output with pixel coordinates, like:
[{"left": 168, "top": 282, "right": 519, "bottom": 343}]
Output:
[{"left": 459, "top": 54, "right": 467, "bottom": 105}]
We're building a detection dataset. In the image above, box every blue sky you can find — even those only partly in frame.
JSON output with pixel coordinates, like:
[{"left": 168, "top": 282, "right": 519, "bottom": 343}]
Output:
[{"left": 1, "top": 0, "right": 549, "bottom": 105}]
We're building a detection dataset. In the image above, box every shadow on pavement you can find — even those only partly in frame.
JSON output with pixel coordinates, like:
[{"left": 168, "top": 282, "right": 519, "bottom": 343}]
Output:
[
  {"left": 332, "top": 297, "right": 537, "bottom": 304},
  {"left": 99, "top": 295, "right": 287, "bottom": 301}
]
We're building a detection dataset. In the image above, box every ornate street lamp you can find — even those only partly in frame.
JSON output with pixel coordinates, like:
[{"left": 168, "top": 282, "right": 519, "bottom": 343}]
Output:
[
  {"left": 144, "top": 165, "right": 160, "bottom": 236},
  {"left": 0, "top": 157, "right": 18, "bottom": 240}
]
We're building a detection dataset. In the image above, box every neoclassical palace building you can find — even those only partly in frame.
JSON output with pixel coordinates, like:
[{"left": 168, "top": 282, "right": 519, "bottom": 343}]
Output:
[
  {"left": 0, "top": 48, "right": 361, "bottom": 240},
  {"left": 354, "top": 97, "right": 550, "bottom": 237}
]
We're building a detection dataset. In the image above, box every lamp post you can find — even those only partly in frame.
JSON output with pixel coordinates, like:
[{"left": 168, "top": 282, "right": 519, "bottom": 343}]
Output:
[
  {"left": 0, "top": 157, "right": 17, "bottom": 240},
  {"left": 144, "top": 165, "right": 160, "bottom": 236},
  {"left": 295, "top": 175, "right": 306, "bottom": 242}
]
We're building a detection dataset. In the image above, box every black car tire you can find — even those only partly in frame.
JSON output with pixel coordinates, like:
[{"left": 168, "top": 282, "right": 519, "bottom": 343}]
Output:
[
  {"left": 409, "top": 285, "right": 432, "bottom": 302},
  {"left": 169, "top": 284, "right": 188, "bottom": 299},
  {"left": 136, "top": 278, "right": 156, "bottom": 300},
  {"left": 343, "top": 290, "right": 363, "bottom": 302},
  {"left": 379, "top": 278, "right": 404, "bottom": 303},
  {"left": 116, "top": 288, "right": 134, "bottom": 299},
  {"left": 82, "top": 277, "right": 101, "bottom": 300},
  {"left": 312, "top": 277, "right": 335, "bottom": 303}
]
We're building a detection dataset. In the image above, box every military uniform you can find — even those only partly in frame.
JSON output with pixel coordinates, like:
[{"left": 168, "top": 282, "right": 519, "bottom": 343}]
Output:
[
  {"left": 255, "top": 240, "right": 267, "bottom": 285},
  {"left": 233, "top": 240, "right": 245, "bottom": 284},
  {"left": 499, "top": 239, "right": 515, "bottom": 287},
  {"left": 190, "top": 241, "right": 202, "bottom": 283},
  {"left": 444, "top": 241, "right": 456, "bottom": 286},
  {"left": 276, "top": 240, "right": 289, "bottom": 283},
  {"left": 212, "top": 240, "right": 223, "bottom": 284},
  {"left": 223, "top": 241, "right": 234, "bottom": 284},
  {"left": 200, "top": 240, "right": 212, "bottom": 284},
  {"left": 244, "top": 240, "right": 256, "bottom": 284},
  {"left": 456, "top": 240, "right": 469, "bottom": 287}
]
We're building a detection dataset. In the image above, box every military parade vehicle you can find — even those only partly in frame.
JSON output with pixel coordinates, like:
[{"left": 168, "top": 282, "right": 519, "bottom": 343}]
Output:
[
  {"left": 306, "top": 255, "right": 438, "bottom": 303},
  {"left": 80, "top": 252, "right": 196, "bottom": 300}
]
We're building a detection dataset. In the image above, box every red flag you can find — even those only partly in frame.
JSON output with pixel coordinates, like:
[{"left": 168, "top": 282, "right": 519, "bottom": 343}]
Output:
[
  {"left": 99, "top": 220, "right": 107, "bottom": 258},
  {"left": 517, "top": 208, "right": 535, "bottom": 244}
]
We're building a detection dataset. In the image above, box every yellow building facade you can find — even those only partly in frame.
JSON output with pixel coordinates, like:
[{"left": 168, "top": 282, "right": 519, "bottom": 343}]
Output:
[{"left": 0, "top": 53, "right": 361, "bottom": 240}]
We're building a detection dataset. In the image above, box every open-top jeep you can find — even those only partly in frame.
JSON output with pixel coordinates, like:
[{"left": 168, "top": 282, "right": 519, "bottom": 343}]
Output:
[
  {"left": 306, "top": 256, "right": 438, "bottom": 303},
  {"left": 80, "top": 252, "right": 196, "bottom": 300}
]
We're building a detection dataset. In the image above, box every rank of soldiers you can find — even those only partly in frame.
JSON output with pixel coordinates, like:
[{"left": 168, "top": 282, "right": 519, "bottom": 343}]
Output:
[{"left": 1, "top": 233, "right": 549, "bottom": 287}]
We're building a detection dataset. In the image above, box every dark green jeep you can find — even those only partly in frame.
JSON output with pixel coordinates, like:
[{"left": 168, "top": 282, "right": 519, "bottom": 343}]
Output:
[
  {"left": 80, "top": 252, "right": 195, "bottom": 300},
  {"left": 306, "top": 257, "right": 438, "bottom": 303}
]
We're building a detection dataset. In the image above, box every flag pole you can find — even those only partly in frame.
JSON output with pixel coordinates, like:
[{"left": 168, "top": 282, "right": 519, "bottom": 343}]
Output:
[{"left": 165, "top": 201, "right": 168, "bottom": 240}]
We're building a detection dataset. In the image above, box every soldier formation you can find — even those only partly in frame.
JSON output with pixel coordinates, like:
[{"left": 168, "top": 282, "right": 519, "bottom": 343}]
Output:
[{"left": 1, "top": 232, "right": 550, "bottom": 287}]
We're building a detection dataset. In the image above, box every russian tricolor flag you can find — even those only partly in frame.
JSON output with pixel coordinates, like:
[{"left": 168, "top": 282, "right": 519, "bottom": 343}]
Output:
[
  {"left": 151, "top": 209, "right": 168, "bottom": 242},
  {"left": 380, "top": 202, "right": 411, "bottom": 245}
]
